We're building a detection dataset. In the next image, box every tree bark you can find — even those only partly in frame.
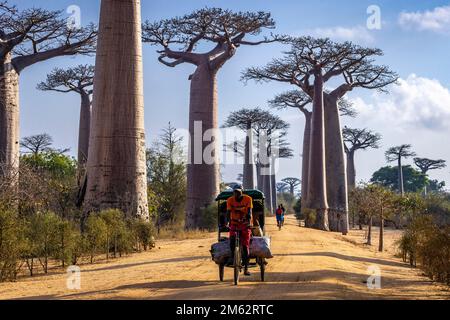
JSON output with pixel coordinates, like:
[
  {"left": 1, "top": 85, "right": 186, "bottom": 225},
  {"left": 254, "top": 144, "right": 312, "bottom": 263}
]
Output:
[
  {"left": 185, "top": 62, "right": 220, "bottom": 229},
  {"left": 78, "top": 91, "right": 91, "bottom": 166},
  {"left": 346, "top": 150, "right": 356, "bottom": 190},
  {"left": 242, "top": 121, "right": 254, "bottom": 189},
  {"left": 306, "top": 70, "right": 329, "bottom": 231},
  {"left": 0, "top": 53, "right": 20, "bottom": 181},
  {"left": 256, "top": 162, "right": 262, "bottom": 191},
  {"left": 300, "top": 111, "right": 311, "bottom": 210},
  {"left": 324, "top": 94, "right": 349, "bottom": 235},
  {"left": 379, "top": 212, "right": 384, "bottom": 252},
  {"left": 270, "top": 156, "right": 277, "bottom": 212},
  {"left": 262, "top": 163, "right": 272, "bottom": 214},
  {"left": 83, "top": 0, "right": 149, "bottom": 220},
  {"left": 398, "top": 158, "right": 404, "bottom": 195},
  {"left": 367, "top": 216, "right": 372, "bottom": 245}
]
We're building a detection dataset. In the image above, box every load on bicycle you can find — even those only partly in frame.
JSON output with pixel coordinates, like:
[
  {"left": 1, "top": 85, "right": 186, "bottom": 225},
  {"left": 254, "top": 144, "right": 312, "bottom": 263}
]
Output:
[{"left": 210, "top": 184, "right": 273, "bottom": 285}]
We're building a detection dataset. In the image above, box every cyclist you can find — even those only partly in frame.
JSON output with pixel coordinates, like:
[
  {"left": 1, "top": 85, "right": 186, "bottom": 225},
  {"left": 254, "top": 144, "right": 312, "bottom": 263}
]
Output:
[{"left": 227, "top": 184, "right": 253, "bottom": 276}]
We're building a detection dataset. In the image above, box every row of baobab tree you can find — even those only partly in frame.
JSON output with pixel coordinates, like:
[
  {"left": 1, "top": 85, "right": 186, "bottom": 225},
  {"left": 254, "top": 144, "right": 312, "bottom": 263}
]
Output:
[{"left": 2, "top": 1, "right": 438, "bottom": 234}]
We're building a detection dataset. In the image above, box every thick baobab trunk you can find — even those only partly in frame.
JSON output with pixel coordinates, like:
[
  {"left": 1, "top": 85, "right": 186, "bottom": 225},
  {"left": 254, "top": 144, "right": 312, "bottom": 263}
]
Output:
[
  {"left": 398, "top": 158, "right": 404, "bottom": 195},
  {"left": 256, "top": 162, "right": 262, "bottom": 191},
  {"left": 346, "top": 150, "right": 356, "bottom": 190},
  {"left": 306, "top": 71, "right": 329, "bottom": 231},
  {"left": 78, "top": 91, "right": 91, "bottom": 166},
  {"left": 324, "top": 95, "right": 349, "bottom": 235},
  {"left": 185, "top": 63, "right": 220, "bottom": 229},
  {"left": 270, "top": 157, "right": 277, "bottom": 212},
  {"left": 242, "top": 122, "right": 254, "bottom": 189},
  {"left": 300, "top": 112, "right": 311, "bottom": 212},
  {"left": 83, "top": 0, "right": 149, "bottom": 220},
  {"left": 262, "top": 163, "right": 272, "bottom": 214},
  {"left": 0, "top": 54, "right": 20, "bottom": 180}
]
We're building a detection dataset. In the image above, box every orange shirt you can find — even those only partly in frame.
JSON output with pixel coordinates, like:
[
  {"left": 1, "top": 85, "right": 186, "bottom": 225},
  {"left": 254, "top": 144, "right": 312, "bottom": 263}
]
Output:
[{"left": 227, "top": 194, "right": 253, "bottom": 226}]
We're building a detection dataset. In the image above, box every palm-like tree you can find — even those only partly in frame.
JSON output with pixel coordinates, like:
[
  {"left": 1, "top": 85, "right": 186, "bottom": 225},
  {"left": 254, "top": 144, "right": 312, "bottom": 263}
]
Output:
[{"left": 385, "top": 145, "right": 416, "bottom": 196}]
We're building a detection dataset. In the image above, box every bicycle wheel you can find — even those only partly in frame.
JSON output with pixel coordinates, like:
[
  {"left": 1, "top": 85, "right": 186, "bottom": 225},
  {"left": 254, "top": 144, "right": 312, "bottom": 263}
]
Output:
[
  {"left": 234, "top": 246, "right": 240, "bottom": 285},
  {"left": 259, "top": 258, "right": 266, "bottom": 282},
  {"left": 219, "top": 264, "right": 225, "bottom": 282}
]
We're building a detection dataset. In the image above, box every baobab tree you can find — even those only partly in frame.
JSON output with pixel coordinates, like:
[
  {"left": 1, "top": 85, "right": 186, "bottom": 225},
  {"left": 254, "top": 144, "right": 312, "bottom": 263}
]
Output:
[
  {"left": 413, "top": 157, "right": 446, "bottom": 195},
  {"left": 20, "top": 133, "right": 54, "bottom": 156},
  {"left": 37, "top": 65, "right": 95, "bottom": 166},
  {"left": 223, "top": 108, "right": 267, "bottom": 189},
  {"left": 269, "top": 90, "right": 356, "bottom": 212},
  {"left": 243, "top": 36, "right": 397, "bottom": 233},
  {"left": 83, "top": 0, "right": 148, "bottom": 221},
  {"left": 142, "top": 8, "right": 281, "bottom": 229},
  {"left": 223, "top": 108, "right": 291, "bottom": 212},
  {"left": 385, "top": 145, "right": 416, "bottom": 196},
  {"left": 281, "top": 177, "right": 301, "bottom": 195},
  {"left": 343, "top": 127, "right": 381, "bottom": 190},
  {"left": 0, "top": 1, "right": 97, "bottom": 180}
]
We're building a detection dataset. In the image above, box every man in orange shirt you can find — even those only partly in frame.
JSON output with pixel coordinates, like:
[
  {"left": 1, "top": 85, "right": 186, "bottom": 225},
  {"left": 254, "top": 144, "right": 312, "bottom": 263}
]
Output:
[{"left": 227, "top": 184, "right": 253, "bottom": 276}]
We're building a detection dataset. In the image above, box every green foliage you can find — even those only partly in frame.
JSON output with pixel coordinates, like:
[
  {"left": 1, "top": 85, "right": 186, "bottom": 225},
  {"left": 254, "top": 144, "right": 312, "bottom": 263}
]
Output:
[
  {"left": 147, "top": 124, "right": 187, "bottom": 227},
  {"left": 293, "top": 198, "right": 302, "bottom": 222},
  {"left": 371, "top": 165, "right": 428, "bottom": 193},
  {"left": 0, "top": 210, "right": 26, "bottom": 281},
  {"left": 131, "top": 219, "right": 156, "bottom": 251},
  {"left": 84, "top": 214, "right": 108, "bottom": 263},
  {"left": 398, "top": 216, "right": 450, "bottom": 285}
]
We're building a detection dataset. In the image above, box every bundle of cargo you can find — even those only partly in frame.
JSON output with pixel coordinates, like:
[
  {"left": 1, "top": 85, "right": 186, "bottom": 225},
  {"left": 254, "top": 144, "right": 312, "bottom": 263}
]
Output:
[
  {"left": 210, "top": 239, "right": 231, "bottom": 265},
  {"left": 210, "top": 236, "right": 273, "bottom": 265},
  {"left": 250, "top": 236, "right": 273, "bottom": 259}
]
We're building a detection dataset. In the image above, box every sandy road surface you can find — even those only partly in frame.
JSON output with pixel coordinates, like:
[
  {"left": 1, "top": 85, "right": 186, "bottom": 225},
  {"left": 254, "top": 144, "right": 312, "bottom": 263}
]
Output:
[{"left": 1, "top": 216, "right": 449, "bottom": 300}]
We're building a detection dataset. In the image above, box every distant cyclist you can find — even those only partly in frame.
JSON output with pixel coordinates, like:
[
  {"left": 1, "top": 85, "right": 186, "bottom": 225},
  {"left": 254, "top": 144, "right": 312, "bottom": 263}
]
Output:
[{"left": 276, "top": 205, "right": 283, "bottom": 230}]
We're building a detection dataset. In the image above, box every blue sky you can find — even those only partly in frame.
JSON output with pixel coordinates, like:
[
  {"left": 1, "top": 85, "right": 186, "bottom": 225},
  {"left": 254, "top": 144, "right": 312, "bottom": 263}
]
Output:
[{"left": 11, "top": 0, "right": 450, "bottom": 189}]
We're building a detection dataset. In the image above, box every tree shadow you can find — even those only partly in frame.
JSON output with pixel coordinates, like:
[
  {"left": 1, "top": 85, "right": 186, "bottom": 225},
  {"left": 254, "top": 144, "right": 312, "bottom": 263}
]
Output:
[
  {"left": 83, "top": 256, "right": 210, "bottom": 273},
  {"left": 276, "top": 252, "right": 407, "bottom": 268}
]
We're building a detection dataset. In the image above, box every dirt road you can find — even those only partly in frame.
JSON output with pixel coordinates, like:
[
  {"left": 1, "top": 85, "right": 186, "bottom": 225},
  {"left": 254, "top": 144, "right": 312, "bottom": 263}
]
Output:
[{"left": 1, "top": 216, "right": 449, "bottom": 300}]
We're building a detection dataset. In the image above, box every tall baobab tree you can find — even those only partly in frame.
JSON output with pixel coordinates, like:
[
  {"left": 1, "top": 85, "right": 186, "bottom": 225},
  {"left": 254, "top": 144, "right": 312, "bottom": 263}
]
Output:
[
  {"left": 343, "top": 127, "right": 381, "bottom": 190},
  {"left": 385, "top": 144, "right": 416, "bottom": 196},
  {"left": 224, "top": 108, "right": 291, "bottom": 213},
  {"left": 413, "top": 157, "right": 446, "bottom": 195},
  {"left": 223, "top": 108, "right": 267, "bottom": 189},
  {"left": 37, "top": 65, "right": 95, "bottom": 166},
  {"left": 243, "top": 36, "right": 397, "bottom": 233},
  {"left": 83, "top": 0, "right": 148, "bottom": 221},
  {"left": 142, "top": 8, "right": 281, "bottom": 229},
  {"left": 281, "top": 177, "right": 301, "bottom": 195},
  {"left": 0, "top": 1, "right": 97, "bottom": 180},
  {"left": 269, "top": 90, "right": 356, "bottom": 211}
]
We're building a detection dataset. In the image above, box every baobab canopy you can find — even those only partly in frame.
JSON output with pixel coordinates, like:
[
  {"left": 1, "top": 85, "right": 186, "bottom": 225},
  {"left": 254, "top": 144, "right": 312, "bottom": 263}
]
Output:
[{"left": 142, "top": 7, "right": 283, "bottom": 69}]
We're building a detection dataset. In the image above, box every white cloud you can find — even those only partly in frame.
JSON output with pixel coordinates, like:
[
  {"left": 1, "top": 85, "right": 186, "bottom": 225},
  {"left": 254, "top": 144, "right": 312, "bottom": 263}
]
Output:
[
  {"left": 399, "top": 5, "right": 450, "bottom": 33},
  {"left": 351, "top": 74, "right": 450, "bottom": 131},
  {"left": 301, "top": 25, "right": 375, "bottom": 43}
]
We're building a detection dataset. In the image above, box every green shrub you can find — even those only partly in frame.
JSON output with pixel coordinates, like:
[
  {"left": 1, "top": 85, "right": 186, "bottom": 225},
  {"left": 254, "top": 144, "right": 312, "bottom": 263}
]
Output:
[
  {"left": 84, "top": 214, "right": 108, "bottom": 263},
  {"left": 131, "top": 219, "right": 155, "bottom": 251},
  {"left": 399, "top": 215, "right": 450, "bottom": 285},
  {"left": 0, "top": 210, "right": 25, "bottom": 281}
]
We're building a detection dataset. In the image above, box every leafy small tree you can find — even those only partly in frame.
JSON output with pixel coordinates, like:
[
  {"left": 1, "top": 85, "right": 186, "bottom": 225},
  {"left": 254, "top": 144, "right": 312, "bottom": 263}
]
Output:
[
  {"left": 28, "top": 212, "right": 61, "bottom": 274},
  {"left": 147, "top": 124, "right": 186, "bottom": 231},
  {"left": 84, "top": 214, "right": 107, "bottom": 264},
  {"left": 0, "top": 209, "right": 25, "bottom": 281}
]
